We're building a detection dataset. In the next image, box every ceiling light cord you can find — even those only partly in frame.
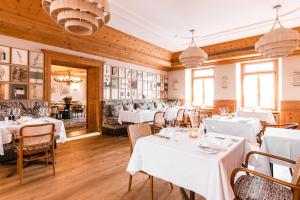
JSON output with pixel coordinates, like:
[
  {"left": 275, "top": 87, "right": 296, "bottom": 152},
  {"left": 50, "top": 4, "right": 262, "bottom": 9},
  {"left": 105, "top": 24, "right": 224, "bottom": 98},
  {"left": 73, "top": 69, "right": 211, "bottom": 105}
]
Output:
[
  {"left": 271, "top": 4, "right": 284, "bottom": 30},
  {"left": 189, "top": 30, "right": 198, "bottom": 47}
]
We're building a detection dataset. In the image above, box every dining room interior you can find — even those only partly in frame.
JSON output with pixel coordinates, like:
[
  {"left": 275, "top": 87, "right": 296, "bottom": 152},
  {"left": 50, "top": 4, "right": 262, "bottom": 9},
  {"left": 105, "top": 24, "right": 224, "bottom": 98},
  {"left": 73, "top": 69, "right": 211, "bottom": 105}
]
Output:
[{"left": 1, "top": 0, "right": 300, "bottom": 200}]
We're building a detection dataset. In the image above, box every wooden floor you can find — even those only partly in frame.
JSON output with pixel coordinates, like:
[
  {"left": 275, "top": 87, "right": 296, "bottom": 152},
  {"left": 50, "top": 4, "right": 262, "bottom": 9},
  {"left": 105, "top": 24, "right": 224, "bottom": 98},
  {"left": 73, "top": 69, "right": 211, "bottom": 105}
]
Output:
[{"left": 0, "top": 135, "right": 203, "bottom": 200}]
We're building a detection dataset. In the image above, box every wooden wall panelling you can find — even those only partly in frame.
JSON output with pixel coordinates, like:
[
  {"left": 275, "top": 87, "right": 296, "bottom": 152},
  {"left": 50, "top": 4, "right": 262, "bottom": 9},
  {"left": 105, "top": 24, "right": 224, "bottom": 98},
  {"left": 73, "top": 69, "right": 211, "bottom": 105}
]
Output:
[
  {"left": 280, "top": 101, "right": 300, "bottom": 127},
  {"left": 0, "top": 0, "right": 171, "bottom": 70},
  {"left": 213, "top": 100, "right": 237, "bottom": 114}
]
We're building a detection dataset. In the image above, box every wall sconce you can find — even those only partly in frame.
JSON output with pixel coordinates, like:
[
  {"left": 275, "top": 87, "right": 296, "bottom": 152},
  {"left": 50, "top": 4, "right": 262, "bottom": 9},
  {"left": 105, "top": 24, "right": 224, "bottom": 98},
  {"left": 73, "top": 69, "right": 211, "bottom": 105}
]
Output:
[{"left": 173, "top": 80, "right": 179, "bottom": 91}]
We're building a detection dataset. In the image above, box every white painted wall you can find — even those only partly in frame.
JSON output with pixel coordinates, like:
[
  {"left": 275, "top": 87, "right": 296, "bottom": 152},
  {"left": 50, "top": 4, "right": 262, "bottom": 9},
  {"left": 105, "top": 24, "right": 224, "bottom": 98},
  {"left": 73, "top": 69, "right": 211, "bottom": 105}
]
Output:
[
  {"left": 281, "top": 56, "right": 300, "bottom": 100},
  {"left": 214, "top": 63, "right": 236, "bottom": 100},
  {"left": 168, "top": 70, "right": 185, "bottom": 99}
]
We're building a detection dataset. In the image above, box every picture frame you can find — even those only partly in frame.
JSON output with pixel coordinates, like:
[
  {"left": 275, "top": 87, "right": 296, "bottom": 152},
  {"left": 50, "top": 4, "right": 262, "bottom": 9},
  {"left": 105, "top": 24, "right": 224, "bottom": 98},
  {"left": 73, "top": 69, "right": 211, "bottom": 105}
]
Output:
[
  {"left": 137, "top": 80, "right": 143, "bottom": 90},
  {"left": 131, "top": 79, "right": 137, "bottom": 89},
  {"left": 104, "top": 64, "right": 111, "bottom": 76},
  {"left": 29, "top": 68, "right": 44, "bottom": 84},
  {"left": 51, "top": 84, "right": 58, "bottom": 95},
  {"left": 0, "top": 46, "right": 10, "bottom": 64},
  {"left": 0, "top": 65, "right": 10, "bottom": 82},
  {"left": 132, "top": 70, "right": 137, "bottom": 80},
  {"left": 119, "top": 89, "right": 125, "bottom": 99},
  {"left": 111, "top": 66, "right": 118, "bottom": 77},
  {"left": 126, "top": 79, "right": 131, "bottom": 89},
  {"left": 119, "top": 67, "right": 125, "bottom": 78},
  {"left": 137, "top": 90, "right": 142, "bottom": 99},
  {"left": 60, "top": 84, "right": 70, "bottom": 95},
  {"left": 11, "top": 84, "right": 28, "bottom": 100},
  {"left": 29, "top": 51, "right": 44, "bottom": 67},
  {"left": 111, "top": 78, "right": 118, "bottom": 89},
  {"left": 126, "top": 90, "right": 131, "bottom": 99},
  {"left": 11, "top": 65, "right": 28, "bottom": 83},
  {"left": 104, "top": 76, "right": 111, "bottom": 88},
  {"left": 143, "top": 72, "right": 147, "bottom": 81},
  {"left": 104, "top": 88, "right": 110, "bottom": 99},
  {"left": 132, "top": 90, "right": 137, "bottom": 99},
  {"left": 137, "top": 71, "right": 143, "bottom": 81},
  {"left": 0, "top": 83, "right": 9, "bottom": 100},
  {"left": 29, "top": 84, "right": 43, "bottom": 100},
  {"left": 119, "top": 78, "right": 126, "bottom": 89},
  {"left": 125, "top": 68, "right": 131, "bottom": 79},
  {"left": 12, "top": 48, "right": 28, "bottom": 66},
  {"left": 112, "top": 89, "right": 118, "bottom": 99}
]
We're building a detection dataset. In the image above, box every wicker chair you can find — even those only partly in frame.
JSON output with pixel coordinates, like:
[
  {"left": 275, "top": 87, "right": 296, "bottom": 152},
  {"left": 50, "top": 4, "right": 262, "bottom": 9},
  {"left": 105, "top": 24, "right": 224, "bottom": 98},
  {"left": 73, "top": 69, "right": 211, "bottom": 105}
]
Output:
[
  {"left": 152, "top": 111, "right": 166, "bottom": 134},
  {"left": 175, "top": 109, "right": 184, "bottom": 127},
  {"left": 231, "top": 151, "right": 300, "bottom": 200},
  {"left": 14, "top": 123, "right": 56, "bottom": 185},
  {"left": 257, "top": 123, "right": 298, "bottom": 145}
]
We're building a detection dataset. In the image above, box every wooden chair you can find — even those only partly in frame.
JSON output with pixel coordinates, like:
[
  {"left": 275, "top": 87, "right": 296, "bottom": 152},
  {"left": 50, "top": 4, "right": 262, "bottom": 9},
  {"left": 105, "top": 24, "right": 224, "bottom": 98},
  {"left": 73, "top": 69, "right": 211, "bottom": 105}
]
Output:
[
  {"left": 127, "top": 124, "right": 173, "bottom": 199},
  {"left": 152, "top": 111, "right": 166, "bottom": 134},
  {"left": 175, "top": 109, "right": 184, "bottom": 127},
  {"left": 231, "top": 151, "right": 300, "bottom": 200},
  {"left": 257, "top": 123, "right": 299, "bottom": 145},
  {"left": 14, "top": 123, "right": 56, "bottom": 185}
]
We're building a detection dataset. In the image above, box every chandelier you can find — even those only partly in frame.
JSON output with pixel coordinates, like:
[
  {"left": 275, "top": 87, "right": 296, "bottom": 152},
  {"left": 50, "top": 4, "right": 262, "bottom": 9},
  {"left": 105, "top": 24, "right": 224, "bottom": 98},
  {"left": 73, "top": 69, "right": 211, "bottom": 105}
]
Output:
[
  {"left": 42, "top": 0, "right": 110, "bottom": 36},
  {"left": 179, "top": 30, "right": 208, "bottom": 68},
  {"left": 54, "top": 72, "right": 83, "bottom": 85},
  {"left": 255, "top": 5, "right": 300, "bottom": 58}
]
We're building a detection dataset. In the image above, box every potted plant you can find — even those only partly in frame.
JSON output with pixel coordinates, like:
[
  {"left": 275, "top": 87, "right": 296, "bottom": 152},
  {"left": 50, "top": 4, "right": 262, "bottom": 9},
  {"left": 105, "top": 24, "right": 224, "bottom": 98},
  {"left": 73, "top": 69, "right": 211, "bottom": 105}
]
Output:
[{"left": 63, "top": 96, "right": 72, "bottom": 104}]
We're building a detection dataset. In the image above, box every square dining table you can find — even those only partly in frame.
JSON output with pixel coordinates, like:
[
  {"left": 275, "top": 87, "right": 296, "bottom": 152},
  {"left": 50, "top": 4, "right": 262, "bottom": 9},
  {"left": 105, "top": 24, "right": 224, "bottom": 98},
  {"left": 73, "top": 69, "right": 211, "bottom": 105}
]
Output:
[{"left": 127, "top": 128, "right": 251, "bottom": 200}]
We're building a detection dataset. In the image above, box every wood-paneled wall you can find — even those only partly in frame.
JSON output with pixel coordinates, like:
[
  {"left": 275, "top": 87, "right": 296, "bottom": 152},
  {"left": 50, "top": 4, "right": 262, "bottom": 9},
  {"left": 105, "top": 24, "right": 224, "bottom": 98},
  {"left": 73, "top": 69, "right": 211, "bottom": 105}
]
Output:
[
  {"left": 281, "top": 101, "right": 300, "bottom": 126},
  {"left": 213, "top": 100, "right": 237, "bottom": 114}
]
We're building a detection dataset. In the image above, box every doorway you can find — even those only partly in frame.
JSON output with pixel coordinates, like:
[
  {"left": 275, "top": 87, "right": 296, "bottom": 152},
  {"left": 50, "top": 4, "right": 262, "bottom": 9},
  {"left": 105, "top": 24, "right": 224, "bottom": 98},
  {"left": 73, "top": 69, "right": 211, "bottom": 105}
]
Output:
[{"left": 44, "top": 50, "right": 103, "bottom": 135}]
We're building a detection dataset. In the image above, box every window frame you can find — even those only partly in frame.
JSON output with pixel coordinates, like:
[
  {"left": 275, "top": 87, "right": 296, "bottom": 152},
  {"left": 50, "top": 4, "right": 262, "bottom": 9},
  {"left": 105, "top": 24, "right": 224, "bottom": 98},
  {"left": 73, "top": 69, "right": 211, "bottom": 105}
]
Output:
[
  {"left": 241, "top": 60, "right": 279, "bottom": 111},
  {"left": 192, "top": 68, "right": 214, "bottom": 107}
]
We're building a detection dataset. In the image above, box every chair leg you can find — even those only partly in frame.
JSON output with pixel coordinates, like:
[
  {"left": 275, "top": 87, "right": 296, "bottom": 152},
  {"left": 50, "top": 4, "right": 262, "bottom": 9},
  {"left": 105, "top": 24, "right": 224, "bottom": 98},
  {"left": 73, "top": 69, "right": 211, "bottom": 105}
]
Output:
[
  {"left": 18, "top": 152, "right": 23, "bottom": 185},
  {"left": 150, "top": 176, "right": 154, "bottom": 200},
  {"left": 128, "top": 174, "right": 132, "bottom": 192},
  {"left": 45, "top": 151, "right": 48, "bottom": 167},
  {"left": 52, "top": 147, "right": 56, "bottom": 175}
]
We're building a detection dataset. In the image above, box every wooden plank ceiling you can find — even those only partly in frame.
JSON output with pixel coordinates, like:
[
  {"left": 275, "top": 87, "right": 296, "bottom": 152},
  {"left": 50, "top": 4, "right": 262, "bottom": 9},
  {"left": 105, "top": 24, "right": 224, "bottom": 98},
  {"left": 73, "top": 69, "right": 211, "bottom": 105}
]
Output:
[{"left": 1, "top": 0, "right": 300, "bottom": 71}]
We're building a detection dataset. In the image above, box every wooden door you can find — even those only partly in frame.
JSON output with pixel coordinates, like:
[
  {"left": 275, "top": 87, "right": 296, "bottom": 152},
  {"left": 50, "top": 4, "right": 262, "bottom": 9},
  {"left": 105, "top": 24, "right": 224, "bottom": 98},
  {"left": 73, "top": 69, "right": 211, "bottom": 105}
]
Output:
[{"left": 87, "top": 67, "right": 102, "bottom": 132}]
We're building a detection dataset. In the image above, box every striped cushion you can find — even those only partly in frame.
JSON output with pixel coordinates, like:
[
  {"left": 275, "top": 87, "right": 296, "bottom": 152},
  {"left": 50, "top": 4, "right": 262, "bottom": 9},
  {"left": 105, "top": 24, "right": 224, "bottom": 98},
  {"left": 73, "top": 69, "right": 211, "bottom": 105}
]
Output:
[{"left": 234, "top": 175, "right": 293, "bottom": 200}]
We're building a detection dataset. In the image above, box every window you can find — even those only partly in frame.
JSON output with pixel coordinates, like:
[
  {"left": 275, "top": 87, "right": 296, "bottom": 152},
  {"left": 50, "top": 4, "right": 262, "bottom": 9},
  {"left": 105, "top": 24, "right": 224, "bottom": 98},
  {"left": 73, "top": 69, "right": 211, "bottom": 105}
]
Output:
[
  {"left": 241, "top": 60, "right": 278, "bottom": 110},
  {"left": 192, "top": 68, "right": 214, "bottom": 107}
]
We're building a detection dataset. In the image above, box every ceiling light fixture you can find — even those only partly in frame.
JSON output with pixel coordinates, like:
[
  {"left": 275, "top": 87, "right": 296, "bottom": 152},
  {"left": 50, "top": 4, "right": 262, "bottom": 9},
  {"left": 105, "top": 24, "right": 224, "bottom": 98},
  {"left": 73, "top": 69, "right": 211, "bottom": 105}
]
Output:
[
  {"left": 54, "top": 71, "right": 83, "bottom": 85},
  {"left": 42, "top": 0, "right": 110, "bottom": 36},
  {"left": 255, "top": 4, "right": 300, "bottom": 58},
  {"left": 179, "top": 30, "right": 208, "bottom": 68}
]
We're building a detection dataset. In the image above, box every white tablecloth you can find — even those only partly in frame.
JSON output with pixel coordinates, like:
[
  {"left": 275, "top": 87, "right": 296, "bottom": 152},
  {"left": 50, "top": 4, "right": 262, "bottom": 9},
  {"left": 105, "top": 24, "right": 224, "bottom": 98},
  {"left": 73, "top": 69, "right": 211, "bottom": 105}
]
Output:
[
  {"left": 237, "top": 110, "right": 276, "bottom": 125},
  {"left": 127, "top": 129, "right": 251, "bottom": 200},
  {"left": 118, "top": 110, "right": 156, "bottom": 124},
  {"left": 257, "top": 127, "right": 300, "bottom": 175},
  {"left": 0, "top": 118, "right": 66, "bottom": 155},
  {"left": 203, "top": 117, "right": 261, "bottom": 143}
]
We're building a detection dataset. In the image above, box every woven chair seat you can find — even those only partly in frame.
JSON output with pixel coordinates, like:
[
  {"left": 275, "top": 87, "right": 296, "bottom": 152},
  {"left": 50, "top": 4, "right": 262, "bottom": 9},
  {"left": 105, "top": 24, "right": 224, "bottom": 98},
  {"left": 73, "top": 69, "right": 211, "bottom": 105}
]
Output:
[
  {"left": 234, "top": 175, "right": 293, "bottom": 200},
  {"left": 16, "top": 144, "right": 50, "bottom": 151}
]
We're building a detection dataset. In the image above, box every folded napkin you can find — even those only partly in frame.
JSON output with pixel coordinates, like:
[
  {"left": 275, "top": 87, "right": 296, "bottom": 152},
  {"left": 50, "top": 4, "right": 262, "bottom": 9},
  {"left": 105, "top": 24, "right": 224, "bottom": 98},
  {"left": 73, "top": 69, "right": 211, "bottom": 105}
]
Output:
[{"left": 199, "top": 138, "right": 229, "bottom": 152}]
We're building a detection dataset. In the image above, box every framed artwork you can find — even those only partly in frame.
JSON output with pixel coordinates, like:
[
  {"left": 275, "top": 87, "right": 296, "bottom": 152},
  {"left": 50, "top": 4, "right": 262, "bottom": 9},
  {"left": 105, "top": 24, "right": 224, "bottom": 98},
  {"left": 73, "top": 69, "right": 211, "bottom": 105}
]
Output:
[
  {"left": 29, "top": 52, "right": 44, "bottom": 67},
  {"left": 0, "top": 65, "right": 10, "bottom": 82},
  {"left": 60, "top": 84, "right": 70, "bottom": 95},
  {"left": 111, "top": 66, "right": 118, "bottom": 77},
  {"left": 142, "top": 90, "right": 147, "bottom": 99},
  {"left": 161, "top": 84, "right": 164, "bottom": 91},
  {"left": 51, "top": 84, "right": 58, "bottom": 95},
  {"left": 137, "top": 90, "right": 142, "bottom": 99},
  {"left": 119, "top": 78, "right": 126, "bottom": 89},
  {"left": 152, "top": 91, "right": 156, "bottom": 99},
  {"left": 11, "top": 66, "right": 28, "bottom": 83},
  {"left": 112, "top": 89, "right": 118, "bottom": 99},
  {"left": 164, "top": 76, "right": 168, "bottom": 83},
  {"left": 143, "top": 81, "right": 147, "bottom": 90},
  {"left": 156, "top": 82, "right": 161, "bottom": 90},
  {"left": 157, "top": 75, "right": 161, "bottom": 82},
  {"left": 126, "top": 79, "right": 131, "bottom": 89},
  {"left": 143, "top": 72, "right": 147, "bottom": 80},
  {"left": 11, "top": 84, "right": 28, "bottom": 100},
  {"left": 29, "top": 84, "right": 43, "bottom": 100},
  {"left": 156, "top": 91, "right": 160, "bottom": 99},
  {"left": 12, "top": 48, "right": 28, "bottom": 66},
  {"left": 0, "top": 46, "right": 10, "bottom": 64},
  {"left": 164, "top": 83, "right": 168, "bottom": 91},
  {"left": 132, "top": 90, "right": 137, "bottom": 99},
  {"left": 132, "top": 70, "right": 137, "bottom": 80},
  {"left": 29, "top": 68, "right": 44, "bottom": 83},
  {"left": 126, "top": 90, "right": 131, "bottom": 99},
  {"left": 111, "top": 78, "right": 118, "bottom": 89},
  {"left": 137, "top": 80, "right": 143, "bottom": 90},
  {"left": 147, "top": 72, "right": 153, "bottom": 81},
  {"left": 131, "top": 79, "right": 137, "bottom": 89},
  {"left": 148, "top": 90, "right": 152, "bottom": 99},
  {"left": 137, "top": 71, "right": 143, "bottom": 81},
  {"left": 104, "top": 76, "right": 111, "bottom": 88},
  {"left": 119, "top": 67, "right": 125, "bottom": 78},
  {"left": 119, "top": 89, "right": 125, "bottom": 99},
  {"left": 125, "top": 68, "right": 131, "bottom": 79},
  {"left": 104, "top": 88, "right": 110, "bottom": 99},
  {"left": 0, "top": 83, "right": 9, "bottom": 100},
  {"left": 104, "top": 64, "right": 111, "bottom": 76}
]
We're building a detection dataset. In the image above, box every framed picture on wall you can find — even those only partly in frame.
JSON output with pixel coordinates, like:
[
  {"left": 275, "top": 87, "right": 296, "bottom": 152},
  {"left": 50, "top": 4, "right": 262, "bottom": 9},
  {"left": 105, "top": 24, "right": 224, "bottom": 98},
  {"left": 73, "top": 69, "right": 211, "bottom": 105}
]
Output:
[
  {"left": 60, "top": 84, "right": 70, "bottom": 95},
  {"left": 126, "top": 79, "right": 131, "bottom": 89},
  {"left": 131, "top": 79, "right": 137, "bottom": 89},
  {"left": 0, "top": 46, "right": 10, "bottom": 64},
  {"left": 156, "top": 91, "right": 160, "bottom": 99},
  {"left": 119, "top": 89, "right": 125, "bottom": 99},
  {"left": 51, "top": 84, "right": 58, "bottom": 95},
  {"left": 12, "top": 48, "right": 28, "bottom": 66},
  {"left": 142, "top": 90, "right": 147, "bottom": 99},
  {"left": 125, "top": 68, "right": 131, "bottom": 79},
  {"left": 126, "top": 90, "right": 131, "bottom": 99},
  {"left": 103, "top": 88, "right": 110, "bottom": 99},
  {"left": 104, "top": 64, "right": 111, "bottom": 76},
  {"left": 137, "top": 80, "right": 143, "bottom": 90},
  {"left": 132, "top": 90, "right": 137, "bottom": 99},
  {"left": 112, "top": 89, "right": 118, "bottom": 99},
  {"left": 119, "top": 78, "right": 126, "bottom": 89},
  {"left": 111, "top": 66, "right": 118, "bottom": 77},
  {"left": 0, "top": 65, "right": 10, "bottom": 82},
  {"left": 0, "top": 83, "right": 9, "bottom": 100},
  {"left": 104, "top": 76, "right": 111, "bottom": 88},
  {"left": 29, "top": 51, "right": 44, "bottom": 67},
  {"left": 29, "top": 84, "right": 43, "bottom": 100},
  {"left": 29, "top": 68, "right": 44, "bottom": 83},
  {"left": 157, "top": 75, "right": 161, "bottom": 82},
  {"left": 137, "top": 71, "right": 143, "bottom": 81},
  {"left": 111, "top": 78, "right": 118, "bottom": 89},
  {"left": 132, "top": 70, "right": 137, "bottom": 80},
  {"left": 143, "top": 72, "right": 147, "bottom": 80},
  {"left": 137, "top": 90, "right": 142, "bottom": 99},
  {"left": 11, "top": 66, "right": 28, "bottom": 83},
  {"left": 11, "top": 84, "right": 28, "bottom": 100},
  {"left": 119, "top": 67, "right": 125, "bottom": 78}
]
